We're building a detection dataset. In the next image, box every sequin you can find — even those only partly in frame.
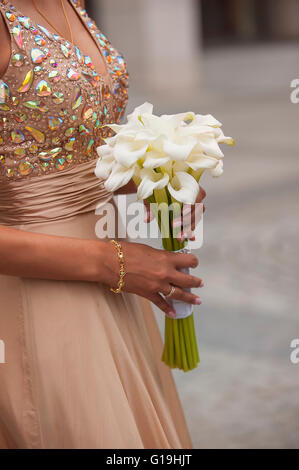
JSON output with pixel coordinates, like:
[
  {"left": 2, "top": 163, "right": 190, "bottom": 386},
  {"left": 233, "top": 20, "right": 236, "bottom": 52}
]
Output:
[
  {"left": 37, "top": 24, "right": 53, "bottom": 40},
  {"left": 35, "top": 35, "right": 46, "bottom": 47},
  {"left": 48, "top": 71, "right": 61, "bottom": 83},
  {"left": 18, "top": 70, "right": 34, "bottom": 93},
  {"left": 25, "top": 126, "right": 45, "bottom": 143},
  {"left": 75, "top": 46, "right": 83, "bottom": 64},
  {"left": 61, "top": 44, "right": 71, "bottom": 58},
  {"left": 23, "top": 100, "right": 48, "bottom": 113},
  {"left": 12, "top": 25, "right": 23, "bottom": 49},
  {"left": 82, "top": 106, "right": 93, "bottom": 121},
  {"left": 5, "top": 11, "right": 16, "bottom": 21},
  {"left": 10, "top": 130, "right": 25, "bottom": 143},
  {"left": 64, "top": 138, "right": 76, "bottom": 151},
  {"left": 12, "top": 53, "right": 24, "bottom": 67},
  {"left": 50, "top": 59, "right": 58, "bottom": 67},
  {"left": 14, "top": 148, "right": 26, "bottom": 158},
  {"left": 14, "top": 112, "right": 27, "bottom": 123},
  {"left": 52, "top": 91, "right": 64, "bottom": 104},
  {"left": 67, "top": 68, "right": 80, "bottom": 81},
  {"left": 31, "top": 48, "right": 46, "bottom": 64},
  {"left": 72, "top": 87, "right": 82, "bottom": 110},
  {"left": 18, "top": 16, "right": 30, "bottom": 29},
  {"left": 36, "top": 80, "right": 51, "bottom": 97},
  {"left": 55, "top": 157, "right": 66, "bottom": 171},
  {"left": 48, "top": 116, "right": 63, "bottom": 130},
  {"left": 19, "top": 161, "right": 33, "bottom": 176},
  {"left": 86, "top": 138, "right": 94, "bottom": 157},
  {"left": 65, "top": 127, "right": 75, "bottom": 137}
]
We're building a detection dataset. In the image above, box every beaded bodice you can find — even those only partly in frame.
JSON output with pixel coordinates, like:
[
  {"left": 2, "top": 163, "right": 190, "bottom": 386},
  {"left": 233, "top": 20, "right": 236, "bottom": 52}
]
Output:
[{"left": 0, "top": 0, "right": 129, "bottom": 181}]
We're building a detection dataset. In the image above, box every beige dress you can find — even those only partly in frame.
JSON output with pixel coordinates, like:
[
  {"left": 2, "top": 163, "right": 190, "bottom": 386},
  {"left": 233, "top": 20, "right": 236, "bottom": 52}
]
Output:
[{"left": 0, "top": 0, "right": 193, "bottom": 449}]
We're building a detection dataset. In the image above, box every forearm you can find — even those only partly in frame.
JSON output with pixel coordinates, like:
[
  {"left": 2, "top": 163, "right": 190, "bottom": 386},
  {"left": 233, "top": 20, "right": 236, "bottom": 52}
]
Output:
[{"left": 0, "top": 225, "right": 118, "bottom": 285}]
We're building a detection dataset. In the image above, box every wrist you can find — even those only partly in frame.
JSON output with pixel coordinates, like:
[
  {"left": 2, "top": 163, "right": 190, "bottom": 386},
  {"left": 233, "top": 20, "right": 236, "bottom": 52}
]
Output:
[{"left": 94, "top": 239, "right": 120, "bottom": 287}]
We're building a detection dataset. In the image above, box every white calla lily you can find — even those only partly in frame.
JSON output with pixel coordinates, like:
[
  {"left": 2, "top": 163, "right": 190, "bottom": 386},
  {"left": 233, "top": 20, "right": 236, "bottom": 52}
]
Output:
[
  {"left": 163, "top": 136, "right": 197, "bottom": 161},
  {"left": 104, "top": 163, "right": 136, "bottom": 192},
  {"left": 113, "top": 138, "right": 148, "bottom": 168},
  {"left": 210, "top": 159, "right": 224, "bottom": 177},
  {"left": 95, "top": 145, "right": 114, "bottom": 179},
  {"left": 137, "top": 169, "right": 169, "bottom": 200},
  {"left": 168, "top": 171, "right": 199, "bottom": 204}
]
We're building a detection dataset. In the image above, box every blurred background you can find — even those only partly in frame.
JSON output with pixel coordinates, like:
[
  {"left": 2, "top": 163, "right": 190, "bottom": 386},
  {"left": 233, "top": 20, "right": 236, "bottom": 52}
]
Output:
[{"left": 87, "top": 0, "right": 299, "bottom": 449}]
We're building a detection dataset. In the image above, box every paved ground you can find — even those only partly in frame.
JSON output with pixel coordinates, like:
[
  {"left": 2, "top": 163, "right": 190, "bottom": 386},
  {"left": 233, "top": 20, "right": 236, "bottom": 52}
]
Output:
[{"left": 125, "top": 43, "right": 299, "bottom": 449}]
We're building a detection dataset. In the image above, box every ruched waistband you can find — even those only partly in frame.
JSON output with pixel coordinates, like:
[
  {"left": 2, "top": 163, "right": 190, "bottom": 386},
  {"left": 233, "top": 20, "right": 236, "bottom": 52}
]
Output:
[{"left": 0, "top": 160, "right": 113, "bottom": 226}]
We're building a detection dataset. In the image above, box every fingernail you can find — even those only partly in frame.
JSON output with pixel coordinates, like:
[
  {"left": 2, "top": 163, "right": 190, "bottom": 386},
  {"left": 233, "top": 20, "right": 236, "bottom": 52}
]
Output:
[
  {"left": 200, "top": 280, "right": 204, "bottom": 287},
  {"left": 195, "top": 298, "right": 202, "bottom": 305}
]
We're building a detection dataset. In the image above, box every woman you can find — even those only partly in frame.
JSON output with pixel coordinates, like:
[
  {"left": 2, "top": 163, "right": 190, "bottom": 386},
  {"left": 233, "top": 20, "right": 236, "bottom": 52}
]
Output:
[{"left": 0, "top": 0, "right": 206, "bottom": 448}]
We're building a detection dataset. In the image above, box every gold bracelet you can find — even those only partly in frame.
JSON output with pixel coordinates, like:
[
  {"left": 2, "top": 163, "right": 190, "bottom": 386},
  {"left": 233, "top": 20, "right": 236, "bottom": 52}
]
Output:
[{"left": 109, "top": 239, "right": 126, "bottom": 294}]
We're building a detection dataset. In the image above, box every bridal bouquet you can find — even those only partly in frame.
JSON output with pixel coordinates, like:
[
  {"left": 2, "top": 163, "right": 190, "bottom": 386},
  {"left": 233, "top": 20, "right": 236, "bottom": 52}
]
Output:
[{"left": 95, "top": 102, "right": 234, "bottom": 372}]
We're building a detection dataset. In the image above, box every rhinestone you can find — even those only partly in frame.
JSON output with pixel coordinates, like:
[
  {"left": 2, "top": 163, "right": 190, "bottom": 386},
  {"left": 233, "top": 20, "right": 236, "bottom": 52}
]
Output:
[
  {"left": 14, "top": 148, "right": 26, "bottom": 158},
  {"left": 84, "top": 55, "right": 94, "bottom": 69},
  {"left": 10, "top": 96, "right": 19, "bottom": 106},
  {"left": 0, "top": 155, "right": 5, "bottom": 165},
  {"left": 59, "top": 109, "right": 67, "bottom": 117},
  {"left": 72, "top": 86, "right": 82, "bottom": 109},
  {"left": 35, "top": 35, "right": 46, "bottom": 46},
  {"left": 48, "top": 116, "right": 63, "bottom": 130},
  {"left": 10, "top": 130, "right": 25, "bottom": 143},
  {"left": 41, "top": 162, "right": 49, "bottom": 171},
  {"left": 51, "top": 137, "right": 60, "bottom": 145},
  {"left": 18, "top": 16, "right": 30, "bottom": 29},
  {"left": 7, "top": 169, "right": 14, "bottom": 178},
  {"left": 0, "top": 81, "right": 10, "bottom": 101},
  {"left": 0, "top": 136, "right": 3, "bottom": 145},
  {"left": 23, "top": 100, "right": 48, "bottom": 112},
  {"left": 66, "top": 154, "right": 73, "bottom": 163},
  {"left": 34, "top": 65, "right": 43, "bottom": 75},
  {"left": 64, "top": 138, "right": 76, "bottom": 151},
  {"left": 12, "top": 53, "right": 24, "bottom": 67},
  {"left": 18, "top": 70, "right": 34, "bottom": 93},
  {"left": 25, "top": 126, "right": 45, "bottom": 143},
  {"left": 37, "top": 24, "right": 53, "bottom": 40},
  {"left": 75, "top": 46, "right": 83, "bottom": 64},
  {"left": 36, "top": 80, "right": 51, "bottom": 97},
  {"left": 53, "top": 34, "right": 62, "bottom": 42},
  {"left": 82, "top": 71, "right": 99, "bottom": 88},
  {"left": 12, "top": 24, "right": 23, "bottom": 49},
  {"left": 19, "top": 161, "right": 33, "bottom": 176},
  {"left": 52, "top": 91, "right": 64, "bottom": 104},
  {"left": 29, "top": 144, "right": 38, "bottom": 153},
  {"left": 67, "top": 68, "right": 80, "bottom": 81},
  {"left": 65, "top": 127, "right": 75, "bottom": 137},
  {"left": 38, "top": 147, "right": 62, "bottom": 161},
  {"left": 30, "top": 26, "right": 38, "bottom": 35},
  {"left": 82, "top": 106, "right": 93, "bottom": 121},
  {"left": 50, "top": 59, "right": 58, "bottom": 67},
  {"left": 61, "top": 44, "right": 71, "bottom": 58},
  {"left": 44, "top": 47, "right": 51, "bottom": 57},
  {"left": 79, "top": 124, "right": 90, "bottom": 134},
  {"left": 86, "top": 139, "right": 94, "bottom": 157},
  {"left": 31, "top": 112, "right": 41, "bottom": 120},
  {"left": 31, "top": 48, "right": 46, "bottom": 64},
  {"left": 14, "top": 112, "right": 27, "bottom": 123},
  {"left": 5, "top": 11, "right": 16, "bottom": 21},
  {"left": 55, "top": 157, "right": 66, "bottom": 171},
  {"left": 48, "top": 71, "right": 61, "bottom": 82},
  {"left": 0, "top": 104, "right": 9, "bottom": 111},
  {"left": 91, "top": 112, "right": 97, "bottom": 122}
]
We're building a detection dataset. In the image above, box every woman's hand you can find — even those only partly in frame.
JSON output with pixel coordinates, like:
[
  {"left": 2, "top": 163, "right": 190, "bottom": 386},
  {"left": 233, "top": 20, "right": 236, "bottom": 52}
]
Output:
[
  {"left": 102, "top": 241, "right": 204, "bottom": 318},
  {"left": 144, "top": 185, "right": 206, "bottom": 242}
]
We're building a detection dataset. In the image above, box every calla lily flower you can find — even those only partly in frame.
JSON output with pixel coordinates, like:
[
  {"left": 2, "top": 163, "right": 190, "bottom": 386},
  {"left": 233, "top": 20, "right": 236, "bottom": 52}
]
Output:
[
  {"left": 104, "top": 162, "right": 136, "bottom": 192},
  {"left": 137, "top": 168, "right": 169, "bottom": 200},
  {"left": 168, "top": 171, "right": 199, "bottom": 204}
]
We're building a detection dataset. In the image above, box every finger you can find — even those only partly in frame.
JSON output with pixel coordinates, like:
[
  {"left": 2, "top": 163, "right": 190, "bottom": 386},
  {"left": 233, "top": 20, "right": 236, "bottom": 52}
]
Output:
[
  {"left": 172, "top": 252, "right": 199, "bottom": 269},
  {"left": 150, "top": 293, "right": 177, "bottom": 318},
  {"left": 196, "top": 186, "right": 206, "bottom": 203},
  {"left": 143, "top": 200, "right": 154, "bottom": 223},
  {"left": 171, "top": 271, "right": 204, "bottom": 289},
  {"left": 169, "top": 286, "right": 202, "bottom": 305}
]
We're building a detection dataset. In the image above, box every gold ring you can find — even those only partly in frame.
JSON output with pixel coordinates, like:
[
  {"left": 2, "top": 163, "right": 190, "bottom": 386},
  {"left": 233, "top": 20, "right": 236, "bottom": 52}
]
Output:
[{"left": 164, "top": 285, "right": 176, "bottom": 299}]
